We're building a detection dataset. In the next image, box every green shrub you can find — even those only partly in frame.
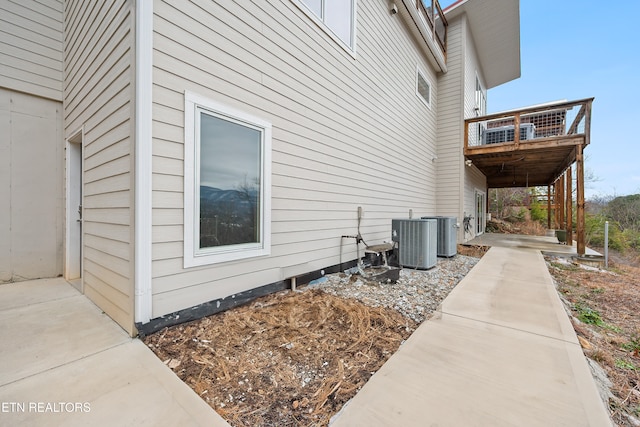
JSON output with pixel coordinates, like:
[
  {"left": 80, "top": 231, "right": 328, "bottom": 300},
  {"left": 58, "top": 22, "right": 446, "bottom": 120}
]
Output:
[
  {"left": 585, "top": 213, "right": 627, "bottom": 251},
  {"left": 530, "top": 200, "right": 547, "bottom": 223}
]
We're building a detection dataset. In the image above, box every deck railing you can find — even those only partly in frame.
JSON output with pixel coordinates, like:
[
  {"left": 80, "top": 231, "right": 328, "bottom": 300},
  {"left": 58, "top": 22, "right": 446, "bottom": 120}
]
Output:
[
  {"left": 464, "top": 98, "right": 594, "bottom": 149},
  {"left": 417, "top": 0, "right": 448, "bottom": 57}
]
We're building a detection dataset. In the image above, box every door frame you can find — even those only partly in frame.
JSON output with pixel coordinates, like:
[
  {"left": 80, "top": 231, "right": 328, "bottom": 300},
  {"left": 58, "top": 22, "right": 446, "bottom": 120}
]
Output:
[{"left": 64, "top": 127, "right": 84, "bottom": 288}]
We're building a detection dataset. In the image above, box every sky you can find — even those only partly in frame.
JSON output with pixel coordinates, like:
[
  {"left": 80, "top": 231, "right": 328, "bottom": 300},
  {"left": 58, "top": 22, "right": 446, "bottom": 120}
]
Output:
[
  {"left": 200, "top": 113, "right": 261, "bottom": 190},
  {"left": 442, "top": 0, "right": 640, "bottom": 198}
]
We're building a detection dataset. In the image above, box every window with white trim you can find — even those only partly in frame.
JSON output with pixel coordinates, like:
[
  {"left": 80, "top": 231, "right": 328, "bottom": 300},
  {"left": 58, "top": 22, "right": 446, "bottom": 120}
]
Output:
[
  {"left": 297, "top": 0, "right": 356, "bottom": 49},
  {"left": 184, "top": 91, "right": 271, "bottom": 267},
  {"left": 417, "top": 69, "right": 432, "bottom": 108}
]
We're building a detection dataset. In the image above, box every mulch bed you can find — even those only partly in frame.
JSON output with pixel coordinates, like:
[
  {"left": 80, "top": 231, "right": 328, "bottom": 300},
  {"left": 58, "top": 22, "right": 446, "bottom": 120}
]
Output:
[{"left": 144, "top": 289, "right": 416, "bottom": 426}]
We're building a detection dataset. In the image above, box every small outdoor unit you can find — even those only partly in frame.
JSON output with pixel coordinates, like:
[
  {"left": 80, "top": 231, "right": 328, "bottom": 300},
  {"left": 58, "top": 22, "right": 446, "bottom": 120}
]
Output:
[
  {"left": 421, "top": 216, "right": 458, "bottom": 257},
  {"left": 482, "top": 123, "right": 535, "bottom": 145},
  {"left": 391, "top": 219, "right": 437, "bottom": 269}
]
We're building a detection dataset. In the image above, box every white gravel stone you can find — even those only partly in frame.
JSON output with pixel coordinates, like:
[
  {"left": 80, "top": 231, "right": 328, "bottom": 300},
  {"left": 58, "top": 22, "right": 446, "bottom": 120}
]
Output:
[{"left": 312, "top": 255, "right": 479, "bottom": 323}]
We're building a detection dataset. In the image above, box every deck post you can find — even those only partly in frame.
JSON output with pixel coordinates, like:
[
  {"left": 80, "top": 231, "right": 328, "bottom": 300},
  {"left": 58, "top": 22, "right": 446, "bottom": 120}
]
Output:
[
  {"left": 554, "top": 181, "right": 560, "bottom": 229},
  {"left": 558, "top": 175, "right": 565, "bottom": 231},
  {"left": 547, "top": 184, "right": 552, "bottom": 229},
  {"left": 566, "top": 168, "right": 573, "bottom": 244},
  {"left": 576, "top": 144, "right": 585, "bottom": 255}
]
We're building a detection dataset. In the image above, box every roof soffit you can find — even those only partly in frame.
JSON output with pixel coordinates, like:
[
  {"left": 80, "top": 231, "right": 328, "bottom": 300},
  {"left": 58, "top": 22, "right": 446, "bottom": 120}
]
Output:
[{"left": 446, "top": 0, "right": 521, "bottom": 89}]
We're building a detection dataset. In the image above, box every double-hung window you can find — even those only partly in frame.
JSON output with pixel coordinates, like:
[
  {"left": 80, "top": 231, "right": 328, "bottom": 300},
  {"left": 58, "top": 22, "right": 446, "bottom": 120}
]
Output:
[
  {"left": 297, "top": 0, "right": 356, "bottom": 50},
  {"left": 184, "top": 92, "right": 271, "bottom": 267}
]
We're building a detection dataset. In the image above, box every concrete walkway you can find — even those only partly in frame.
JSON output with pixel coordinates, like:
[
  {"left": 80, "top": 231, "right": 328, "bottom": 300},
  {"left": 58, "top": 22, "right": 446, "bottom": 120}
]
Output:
[
  {"left": 0, "top": 278, "right": 229, "bottom": 427},
  {"left": 331, "top": 246, "right": 612, "bottom": 426}
]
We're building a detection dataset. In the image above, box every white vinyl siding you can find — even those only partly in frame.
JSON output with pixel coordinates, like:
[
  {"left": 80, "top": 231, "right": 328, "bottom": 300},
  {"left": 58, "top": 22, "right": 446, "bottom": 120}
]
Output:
[
  {"left": 295, "top": 0, "right": 356, "bottom": 50},
  {"left": 0, "top": 0, "right": 63, "bottom": 101},
  {"left": 151, "top": 0, "right": 438, "bottom": 317},
  {"left": 462, "top": 17, "right": 487, "bottom": 241},
  {"left": 64, "top": 0, "right": 135, "bottom": 335},
  {"left": 435, "top": 15, "right": 464, "bottom": 234},
  {"left": 436, "top": 14, "right": 487, "bottom": 242}
]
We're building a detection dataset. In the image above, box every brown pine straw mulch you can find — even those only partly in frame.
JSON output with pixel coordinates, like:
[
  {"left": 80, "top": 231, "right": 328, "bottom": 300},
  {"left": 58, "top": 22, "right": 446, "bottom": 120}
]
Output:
[{"left": 144, "top": 289, "right": 417, "bottom": 427}]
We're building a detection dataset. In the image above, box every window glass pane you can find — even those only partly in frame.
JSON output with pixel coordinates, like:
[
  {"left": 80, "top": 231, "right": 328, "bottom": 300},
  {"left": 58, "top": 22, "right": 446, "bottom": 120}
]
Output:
[
  {"left": 417, "top": 72, "right": 430, "bottom": 106},
  {"left": 199, "top": 112, "right": 261, "bottom": 249},
  {"left": 325, "top": 0, "right": 353, "bottom": 46},
  {"left": 301, "top": 0, "right": 322, "bottom": 17}
]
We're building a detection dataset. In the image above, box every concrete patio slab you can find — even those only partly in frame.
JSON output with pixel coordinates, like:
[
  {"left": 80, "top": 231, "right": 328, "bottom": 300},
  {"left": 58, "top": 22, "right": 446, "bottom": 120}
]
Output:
[
  {"left": 0, "top": 278, "right": 229, "bottom": 427},
  {"left": 0, "top": 281, "right": 129, "bottom": 386},
  {"left": 0, "top": 278, "right": 79, "bottom": 311},
  {"left": 0, "top": 340, "right": 223, "bottom": 427},
  {"left": 466, "top": 232, "right": 601, "bottom": 257}
]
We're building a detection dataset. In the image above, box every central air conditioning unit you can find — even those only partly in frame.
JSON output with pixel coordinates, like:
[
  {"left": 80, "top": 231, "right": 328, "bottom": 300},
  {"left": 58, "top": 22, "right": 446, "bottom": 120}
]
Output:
[
  {"left": 421, "top": 216, "right": 458, "bottom": 257},
  {"left": 482, "top": 123, "right": 535, "bottom": 145},
  {"left": 391, "top": 218, "right": 437, "bottom": 269}
]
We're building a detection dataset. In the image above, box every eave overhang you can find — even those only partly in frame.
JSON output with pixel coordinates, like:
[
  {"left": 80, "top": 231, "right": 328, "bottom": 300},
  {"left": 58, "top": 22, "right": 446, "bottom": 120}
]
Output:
[{"left": 445, "top": 0, "right": 521, "bottom": 89}]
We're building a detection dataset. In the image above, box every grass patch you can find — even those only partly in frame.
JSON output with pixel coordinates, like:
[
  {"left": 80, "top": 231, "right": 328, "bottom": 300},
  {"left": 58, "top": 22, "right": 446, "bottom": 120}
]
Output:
[
  {"left": 550, "top": 261, "right": 580, "bottom": 272},
  {"left": 603, "top": 323, "right": 622, "bottom": 333},
  {"left": 620, "top": 337, "right": 640, "bottom": 353},
  {"left": 574, "top": 302, "right": 604, "bottom": 326},
  {"left": 573, "top": 303, "right": 621, "bottom": 332},
  {"left": 614, "top": 359, "right": 638, "bottom": 371}
]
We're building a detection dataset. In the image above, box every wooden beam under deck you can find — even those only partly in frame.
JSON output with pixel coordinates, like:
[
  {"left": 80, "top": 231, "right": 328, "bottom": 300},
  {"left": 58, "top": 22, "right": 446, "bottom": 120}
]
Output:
[
  {"left": 464, "top": 136, "right": 585, "bottom": 189},
  {"left": 464, "top": 135, "right": 585, "bottom": 156}
]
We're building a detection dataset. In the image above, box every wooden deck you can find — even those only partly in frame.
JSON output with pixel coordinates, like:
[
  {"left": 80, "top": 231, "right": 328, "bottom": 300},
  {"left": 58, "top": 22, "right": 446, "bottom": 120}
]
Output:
[
  {"left": 464, "top": 98, "right": 593, "bottom": 189},
  {"left": 463, "top": 98, "right": 594, "bottom": 255}
]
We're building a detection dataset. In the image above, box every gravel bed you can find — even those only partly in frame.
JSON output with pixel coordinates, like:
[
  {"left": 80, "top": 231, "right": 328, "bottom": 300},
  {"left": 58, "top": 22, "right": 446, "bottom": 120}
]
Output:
[{"left": 310, "top": 255, "right": 479, "bottom": 323}]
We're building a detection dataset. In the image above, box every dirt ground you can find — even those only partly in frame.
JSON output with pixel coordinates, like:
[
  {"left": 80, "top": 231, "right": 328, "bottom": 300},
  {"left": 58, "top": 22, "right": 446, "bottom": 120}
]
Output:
[
  {"left": 144, "top": 289, "right": 417, "bottom": 426},
  {"left": 549, "top": 253, "right": 640, "bottom": 426}
]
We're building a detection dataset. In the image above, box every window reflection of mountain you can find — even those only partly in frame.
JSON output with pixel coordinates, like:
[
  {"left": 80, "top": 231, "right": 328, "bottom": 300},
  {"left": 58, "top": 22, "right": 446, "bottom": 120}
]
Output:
[{"left": 199, "top": 184, "right": 259, "bottom": 248}]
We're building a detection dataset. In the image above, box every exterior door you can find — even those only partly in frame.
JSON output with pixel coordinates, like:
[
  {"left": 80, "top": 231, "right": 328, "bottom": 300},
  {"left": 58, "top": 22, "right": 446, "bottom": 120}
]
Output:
[{"left": 65, "top": 132, "right": 83, "bottom": 284}]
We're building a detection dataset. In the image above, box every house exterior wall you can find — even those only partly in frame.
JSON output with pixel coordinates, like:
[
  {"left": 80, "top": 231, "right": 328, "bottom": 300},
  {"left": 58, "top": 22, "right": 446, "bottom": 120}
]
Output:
[
  {"left": 435, "top": 14, "right": 464, "bottom": 236},
  {"left": 462, "top": 16, "right": 488, "bottom": 239},
  {"left": 64, "top": 0, "right": 136, "bottom": 334},
  {"left": 150, "top": 0, "right": 440, "bottom": 318},
  {"left": 0, "top": 0, "right": 63, "bottom": 101},
  {"left": 0, "top": 89, "right": 63, "bottom": 282},
  {"left": 436, "top": 13, "right": 487, "bottom": 241},
  {"left": 0, "top": 0, "right": 64, "bottom": 282}
]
